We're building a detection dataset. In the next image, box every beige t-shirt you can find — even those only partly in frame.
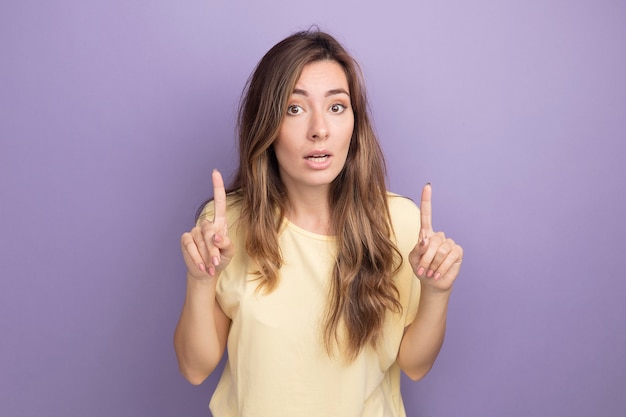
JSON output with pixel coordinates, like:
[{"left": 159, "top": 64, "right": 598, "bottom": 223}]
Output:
[{"left": 205, "top": 193, "right": 421, "bottom": 417}]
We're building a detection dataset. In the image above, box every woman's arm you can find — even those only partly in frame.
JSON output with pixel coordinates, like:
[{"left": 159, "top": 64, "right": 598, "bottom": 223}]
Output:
[
  {"left": 174, "top": 170, "right": 235, "bottom": 384},
  {"left": 397, "top": 285, "right": 451, "bottom": 381},
  {"left": 397, "top": 184, "right": 463, "bottom": 381},
  {"left": 174, "top": 274, "right": 230, "bottom": 385}
]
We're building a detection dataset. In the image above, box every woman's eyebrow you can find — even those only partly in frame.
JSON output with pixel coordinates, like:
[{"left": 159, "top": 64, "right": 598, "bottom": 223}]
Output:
[
  {"left": 292, "top": 88, "right": 350, "bottom": 97},
  {"left": 325, "top": 88, "right": 350, "bottom": 97}
]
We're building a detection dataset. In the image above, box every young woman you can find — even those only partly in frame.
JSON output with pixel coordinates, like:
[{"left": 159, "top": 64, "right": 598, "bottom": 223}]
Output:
[{"left": 174, "top": 29, "right": 463, "bottom": 417}]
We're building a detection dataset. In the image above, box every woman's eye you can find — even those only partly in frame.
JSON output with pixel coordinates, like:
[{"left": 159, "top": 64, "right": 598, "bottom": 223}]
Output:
[
  {"left": 287, "top": 105, "right": 303, "bottom": 115},
  {"left": 330, "top": 104, "right": 346, "bottom": 113}
]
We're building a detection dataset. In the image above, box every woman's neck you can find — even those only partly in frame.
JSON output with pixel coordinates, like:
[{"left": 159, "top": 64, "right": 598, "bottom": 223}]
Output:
[{"left": 284, "top": 187, "right": 332, "bottom": 235}]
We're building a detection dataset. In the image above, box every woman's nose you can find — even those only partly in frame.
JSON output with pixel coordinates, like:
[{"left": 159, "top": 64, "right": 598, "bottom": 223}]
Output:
[{"left": 308, "top": 111, "right": 329, "bottom": 141}]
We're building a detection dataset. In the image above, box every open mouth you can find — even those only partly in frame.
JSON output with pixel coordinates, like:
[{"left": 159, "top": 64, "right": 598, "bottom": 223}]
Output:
[{"left": 305, "top": 154, "right": 330, "bottom": 162}]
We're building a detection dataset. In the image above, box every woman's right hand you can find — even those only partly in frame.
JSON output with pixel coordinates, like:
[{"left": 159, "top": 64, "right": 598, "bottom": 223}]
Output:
[{"left": 181, "top": 170, "right": 235, "bottom": 279}]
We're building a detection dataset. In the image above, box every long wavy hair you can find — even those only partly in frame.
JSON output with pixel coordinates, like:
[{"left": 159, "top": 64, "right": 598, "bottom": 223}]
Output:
[{"left": 204, "top": 29, "right": 403, "bottom": 360}]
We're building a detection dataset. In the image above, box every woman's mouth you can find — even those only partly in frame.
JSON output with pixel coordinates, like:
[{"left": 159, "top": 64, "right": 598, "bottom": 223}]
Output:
[
  {"left": 304, "top": 152, "right": 333, "bottom": 169},
  {"left": 305, "top": 154, "right": 330, "bottom": 162}
]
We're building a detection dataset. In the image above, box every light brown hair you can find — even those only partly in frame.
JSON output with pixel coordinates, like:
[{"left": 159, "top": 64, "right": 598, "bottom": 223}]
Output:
[{"left": 206, "top": 29, "right": 402, "bottom": 360}]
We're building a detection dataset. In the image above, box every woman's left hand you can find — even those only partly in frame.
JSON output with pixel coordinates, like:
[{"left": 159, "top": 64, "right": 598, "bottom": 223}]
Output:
[{"left": 409, "top": 184, "right": 463, "bottom": 293}]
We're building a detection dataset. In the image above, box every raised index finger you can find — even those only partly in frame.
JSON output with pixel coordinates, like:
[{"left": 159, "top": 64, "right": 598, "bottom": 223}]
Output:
[
  {"left": 212, "top": 169, "right": 227, "bottom": 223},
  {"left": 420, "top": 183, "right": 433, "bottom": 237}
]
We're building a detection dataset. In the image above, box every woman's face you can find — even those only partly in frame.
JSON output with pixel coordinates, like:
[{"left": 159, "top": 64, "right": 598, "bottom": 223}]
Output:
[{"left": 274, "top": 60, "right": 354, "bottom": 195}]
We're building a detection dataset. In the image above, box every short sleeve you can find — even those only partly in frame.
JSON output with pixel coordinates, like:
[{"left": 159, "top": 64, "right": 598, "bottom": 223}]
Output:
[
  {"left": 386, "top": 194, "right": 422, "bottom": 326},
  {"left": 196, "top": 200, "right": 215, "bottom": 226}
]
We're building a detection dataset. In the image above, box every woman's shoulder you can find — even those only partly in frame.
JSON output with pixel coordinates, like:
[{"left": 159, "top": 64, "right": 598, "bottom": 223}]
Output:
[
  {"left": 196, "top": 192, "right": 244, "bottom": 227},
  {"left": 386, "top": 192, "right": 420, "bottom": 217},
  {"left": 386, "top": 192, "right": 420, "bottom": 247}
]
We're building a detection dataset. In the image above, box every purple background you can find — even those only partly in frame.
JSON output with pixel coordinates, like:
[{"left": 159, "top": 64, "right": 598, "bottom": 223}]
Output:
[{"left": 1, "top": 1, "right": 625, "bottom": 416}]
